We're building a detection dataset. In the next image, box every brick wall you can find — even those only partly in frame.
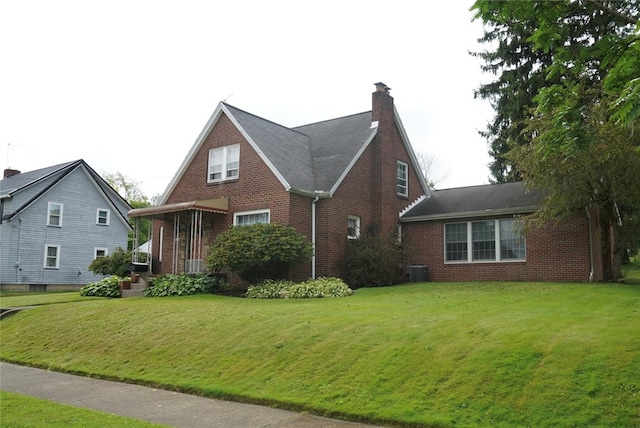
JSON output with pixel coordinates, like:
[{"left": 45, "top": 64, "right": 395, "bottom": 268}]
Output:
[
  {"left": 402, "top": 214, "right": 599, "bottom": 282},
  {"left": 152, "top": 87, "right": 428, "bottom": 282},
  {"left": 313, "top": 87, "right": 426, "bottom": 278}
]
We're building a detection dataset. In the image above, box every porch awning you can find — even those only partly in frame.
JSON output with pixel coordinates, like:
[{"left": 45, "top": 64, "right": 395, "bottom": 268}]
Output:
[{"left": 128, "top": 198, "right": 228, "bottom": 218}]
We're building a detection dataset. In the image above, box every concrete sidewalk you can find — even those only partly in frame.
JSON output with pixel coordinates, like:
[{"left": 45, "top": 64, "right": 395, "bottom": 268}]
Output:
[{"left": 0, "top": 362, "right": 383, "bottom": 427}]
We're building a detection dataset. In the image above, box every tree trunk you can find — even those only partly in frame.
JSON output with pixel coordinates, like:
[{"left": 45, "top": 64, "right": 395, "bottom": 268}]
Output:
[
  {"left": 600, "top": 218, "right": 613, "bottom": 282},
  {"left": 611, "top": 221, "right": 625, "bottom": 281}
]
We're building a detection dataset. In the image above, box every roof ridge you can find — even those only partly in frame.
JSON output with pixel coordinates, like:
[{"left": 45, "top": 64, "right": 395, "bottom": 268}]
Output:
[
  {"left": 292, "top": 110, "right": 371, "bottom": 129},
  {"left": 222, "top": 102, "right": 308, "bottom": 137}
]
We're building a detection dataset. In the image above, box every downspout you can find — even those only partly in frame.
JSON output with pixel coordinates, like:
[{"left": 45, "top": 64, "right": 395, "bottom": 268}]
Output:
[
  {"left": 311, "top": 196, "right": 319, "bottom": 279},
  {"left": 586, "top": 207, "right": 594, "bottom": 282}
]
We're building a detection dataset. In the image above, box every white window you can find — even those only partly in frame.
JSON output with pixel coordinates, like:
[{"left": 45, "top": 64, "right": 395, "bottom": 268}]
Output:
[
  {"left": 500, "top": 219, "right": 526, "bottom": 260},
  {"left": 397, "top": 161, "right": 408, "bottom": 197},
  {"left": 48, "top": 202, "right": 63, "bottom": 227},
  {"left": 347, "top": 215, "right": 360, "bottom": 239},
  {"left": 208, "top": 144, "right": 240, "bottom": 182},
  {"left": 44, "top": 244, "right": 60, "bottom": 269},
  {"left": 94, "top": 248, "right": 108, "bottom": 259},
  {"left": 234, "top": 209, "right": 270, "bottom": 226},
  {"left": 445, "top": 219, "right": 525, "bottom": 263},
  {"left": 445, "top": 223, "right": 468, "bottom": 261},
  {"left": 96, "top": 209, "right": 110, "bottom": 225},
  {"left": 472, "top": 221, "right": 496, "bottom": 261},
  {"left": 395, "top": 224, "right": 402, "bottom": 244}
]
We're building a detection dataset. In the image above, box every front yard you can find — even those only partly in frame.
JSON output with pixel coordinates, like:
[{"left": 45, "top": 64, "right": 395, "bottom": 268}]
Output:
[{"left": 1, "top": 281, "right": 638, "bottom": 427}]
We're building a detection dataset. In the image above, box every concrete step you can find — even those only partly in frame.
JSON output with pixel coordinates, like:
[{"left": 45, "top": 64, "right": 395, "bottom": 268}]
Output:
[{"left": 121, "top": 289, "right": 144, "bottom": 298}]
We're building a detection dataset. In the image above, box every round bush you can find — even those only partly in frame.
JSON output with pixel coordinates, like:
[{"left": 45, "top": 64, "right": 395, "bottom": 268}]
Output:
[
  {"left": 144, "top": 273, "right": 222, "bottom": 297},
  {"left": 80, "top": 276, "right": 121, "bottom": 298}
]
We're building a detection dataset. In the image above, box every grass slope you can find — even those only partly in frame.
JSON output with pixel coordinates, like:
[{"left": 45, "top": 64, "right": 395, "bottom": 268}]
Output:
[{"left": 1, "top": 282, "right": 638, "bottom": 427}]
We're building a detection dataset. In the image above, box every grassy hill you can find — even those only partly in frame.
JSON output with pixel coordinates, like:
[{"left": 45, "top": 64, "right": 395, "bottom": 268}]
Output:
[{"left": 1, "top": 282, "right": 638, "bottom": 427}]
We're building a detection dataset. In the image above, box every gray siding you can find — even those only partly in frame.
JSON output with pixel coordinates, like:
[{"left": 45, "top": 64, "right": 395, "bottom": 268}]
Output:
[{"left": 1, "top": 167, "right": 130, "bottom": 286}]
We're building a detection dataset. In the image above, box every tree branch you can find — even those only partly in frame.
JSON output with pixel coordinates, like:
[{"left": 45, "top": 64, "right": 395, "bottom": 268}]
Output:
[{"left": 586, "top": 0, "right": 639, "bottom": 25}]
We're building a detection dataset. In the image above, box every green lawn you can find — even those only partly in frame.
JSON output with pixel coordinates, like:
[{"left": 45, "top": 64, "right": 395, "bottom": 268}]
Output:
[
  {"left": 1, "top": 282, "right": 638, "bottom": 427},
  {"left": 0, "top": 291, "right": 103, "bottom": 308},
  {"left": 0, "top": 391, "right": 166, "bottom": 427}
]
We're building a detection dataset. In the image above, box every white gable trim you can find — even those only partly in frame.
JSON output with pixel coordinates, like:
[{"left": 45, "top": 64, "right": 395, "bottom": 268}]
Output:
[
  {"left": 328, "top": 128, "right": 378, "bottom": 196},
  {"left": 159, "top": 103, "right": 225, "bottom": 205},
  {"left": 159, "top": 103, "right": 291, "bottom": 205},
  {"left": 393, "top": 107, "right": 432, "bottom": 198},
  {"left": 221, "top": 105, "right": 291, "bottom": 192}
]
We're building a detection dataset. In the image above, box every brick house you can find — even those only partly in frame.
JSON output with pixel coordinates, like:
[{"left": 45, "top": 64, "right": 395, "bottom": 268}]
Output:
[
  {"left": 129, "top": 83, "right": 430, "bottom": 281},
  {"left": 130, "top": 84, "right": 602, "bottom": 284},
  {"left": 400, "top": 182, "right": 603, "bottom": 282}
]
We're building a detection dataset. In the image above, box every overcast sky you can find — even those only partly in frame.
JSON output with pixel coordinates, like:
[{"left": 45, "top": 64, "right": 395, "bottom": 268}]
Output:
[{"left": 1, "top": 1, "right": 494, "bottom": 198}]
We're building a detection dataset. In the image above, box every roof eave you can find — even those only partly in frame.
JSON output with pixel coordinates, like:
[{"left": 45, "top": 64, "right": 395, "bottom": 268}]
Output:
[{"left": 400, "top": 206, "right": 539, "bottom": 222}]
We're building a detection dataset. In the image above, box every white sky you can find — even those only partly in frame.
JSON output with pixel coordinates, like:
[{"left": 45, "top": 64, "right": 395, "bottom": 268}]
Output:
[{"left": 1, "top": 1, "right": 493, "bottom": 199}]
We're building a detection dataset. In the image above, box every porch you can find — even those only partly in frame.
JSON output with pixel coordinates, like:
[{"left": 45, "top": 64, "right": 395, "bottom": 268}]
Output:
[{"left": 128, "top": 198, "right": 229, "bottom": 276}]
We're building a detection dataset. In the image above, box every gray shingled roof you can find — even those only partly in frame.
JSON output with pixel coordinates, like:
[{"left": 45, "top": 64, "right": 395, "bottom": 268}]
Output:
[
  {"left": 224, "top": 103, "right": 376, "bottom": 194},
  {"left": 294, "top": 112, "right": 375, "bottom": 193},
  {"left": 401, "top": 181, "right": 542, "bottom": 221},
  {"left": 0, "top": 161, "right": 78, "bottom": 196}
]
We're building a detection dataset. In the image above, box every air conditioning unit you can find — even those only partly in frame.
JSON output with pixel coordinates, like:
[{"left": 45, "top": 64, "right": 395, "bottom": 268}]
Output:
[{"left": 409, "top": 265, "right": 429, "bottom": 282}]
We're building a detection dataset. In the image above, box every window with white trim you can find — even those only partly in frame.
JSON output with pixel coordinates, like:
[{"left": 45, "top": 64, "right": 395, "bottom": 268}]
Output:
[
  {"left": 96, "top": 209, "right": 110, "bottom": 225},
  {"left": 500, "top": 219, "right": 526, "bottom": 260},
  {"left": 445, "top": 219, "right": 525, "bottom": 262},
  {"left": 95, "top": 248, "right": 108, "bottom": 259},
  {"left": 44, "top": 244, "right": 60, "bottom": 268},
  {"left": 48, "top": 202, "right": 63, "bottom": 227},
  {"left": 347, "top": 215, "right": 360, "bottom": 239},
  {"left": 395, "top": 224, "right": 402, "bottom": 244},
  {"left": 234, "top": 209, "right": 270, "bottom": 226},
  {"left": 208, "top": 144, "right": 240, "bottom": 182},
  {"left": 397, "top": 161, "right": 408, "bottom": 197}
]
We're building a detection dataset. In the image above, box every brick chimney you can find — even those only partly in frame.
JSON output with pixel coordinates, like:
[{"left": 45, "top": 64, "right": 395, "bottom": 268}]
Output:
[
  {"left": 4, "top": 168, "right": 20, "bottom": 178},
  {"left": 372, "top": 82, "right": 394, "bottom": 125}
]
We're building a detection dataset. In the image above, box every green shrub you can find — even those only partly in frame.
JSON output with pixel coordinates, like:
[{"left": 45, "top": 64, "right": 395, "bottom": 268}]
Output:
[
  {"left": 207, "top": 223, "right": 313, "bottom": 283},
  {"left": 246, "top": 277, "right": 354, "bottom": 299},
  {"left": 79, "top": 276, "right": 121, "bottom": 298},
  {"left": 339, "top": 233, "right": 405, "bottom": 288},
  {"left": 88, "top": 247, "right": 132, "bottom": 277},
  {"left": 144, "top": 273, "right": 222, "bottom": 297}
]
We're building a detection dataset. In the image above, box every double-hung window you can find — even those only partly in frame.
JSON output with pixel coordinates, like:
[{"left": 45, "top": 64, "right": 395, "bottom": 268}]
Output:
[
  {"left": 472, "top": 221, "right": 496, "bottom": 261},
  {"left": 208, "top": 144, "right": 240, "bottom": 182},
  {"left": 397, "top": 161, "right": 408, "bottom": 197},
  {"left": 500, "top": 219, "right": 526, "bottom": 260},
  {"left": 347, "top": 215, "right": 361, "bottom": 239},
  {"left": 96, "top": 209, "right": 110, "bottom": 225},
  {"left": 234, "top": 209, "right": 270, "bottom": 226},
  {"left": 44, "top": 244, "right": 60, "bottom": 269},
  {"left": 445, "top": 219, "right": 525, "bottom": 262},
  {"left": 445, "top": 223, "right": 467, "bottom": 261},
  {"left": 48, "top": 202, "right": 63, "bottom": 227},
  {"left": 95, "top": 248, "right": 108, "bottom": 259}
]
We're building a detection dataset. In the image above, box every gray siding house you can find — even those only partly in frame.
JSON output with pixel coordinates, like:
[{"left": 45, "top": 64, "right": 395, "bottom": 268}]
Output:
[{"left": 0, "top": 160, "right": 132, "bottom": 290}]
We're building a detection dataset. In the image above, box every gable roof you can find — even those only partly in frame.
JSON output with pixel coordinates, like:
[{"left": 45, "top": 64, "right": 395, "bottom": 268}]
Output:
[
  {"left": 0, "top": 159, "right": 132, "bottom": 228},
  {"left": 161, "top": 100, "right": 428, "bottom": 203},
  {"left": 400, "top": 181, "right": 542, "bottom": 222},
  {"left": 0, "top": 161, "right": 78, "bottom": 197}
]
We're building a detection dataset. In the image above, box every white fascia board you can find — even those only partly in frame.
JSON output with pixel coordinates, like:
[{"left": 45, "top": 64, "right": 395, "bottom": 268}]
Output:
[
  {"left": 222, "top": 104, "right": 291, "bottom": 192},
  {"left": 393, "top": 107, "right": 432, "bottom": 198},
  {"left": 399, "top": 206, "right": 539, "bottom": 223},
  {"left": 328, "top": 128, "right": 378, "bottom": 196},
  {"left": 81, "top": 166, "right": 133, "bottom": 230},
  {"left": 159, "top": 102, "right": 226, "bottom": 205}
]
